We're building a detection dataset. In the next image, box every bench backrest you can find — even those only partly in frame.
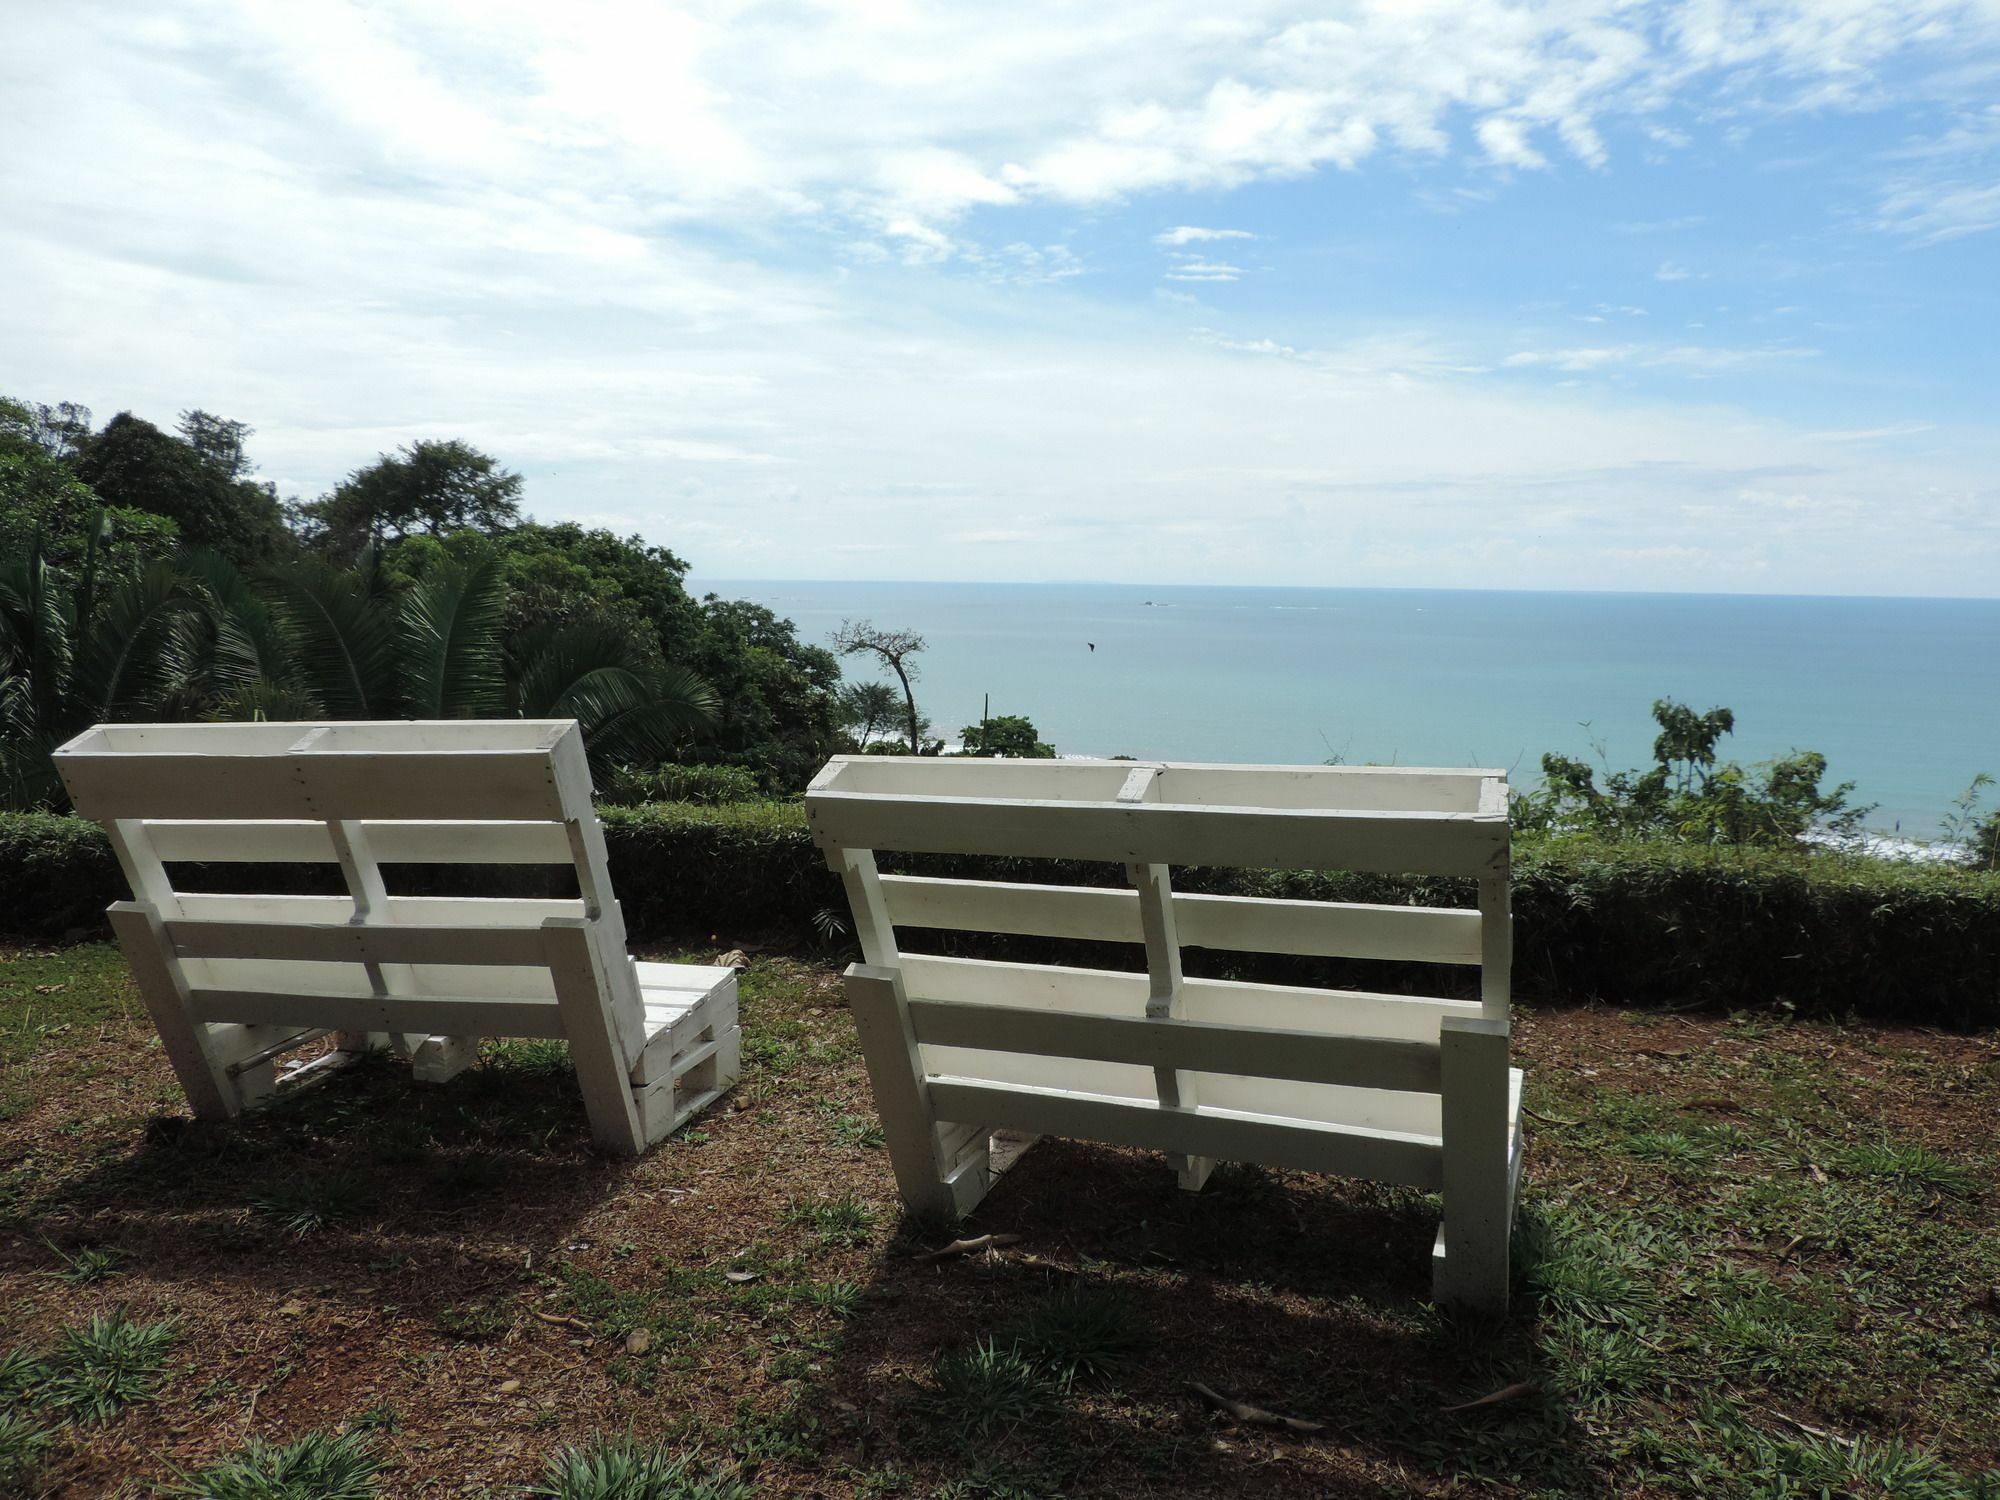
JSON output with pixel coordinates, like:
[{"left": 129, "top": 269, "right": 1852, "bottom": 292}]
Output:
[
  {"left": 53, "top": 720, "right": 641, "bottom": 1053},
  {"left": 806, "top": 755, "right": 1511, "bottom": 1183}
]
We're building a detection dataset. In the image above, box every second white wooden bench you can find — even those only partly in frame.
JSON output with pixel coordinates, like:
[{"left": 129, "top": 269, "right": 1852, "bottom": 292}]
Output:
[{"left": 806, "top": 755, "right": 1524, "bottom": 1311}]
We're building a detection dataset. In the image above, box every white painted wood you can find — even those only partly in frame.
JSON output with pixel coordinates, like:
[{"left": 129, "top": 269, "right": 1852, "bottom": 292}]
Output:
[
  {"left": 846, "top": 964, "right": 989, "bottom": 1219},
  {"left": 898, "top": 955, "right": 1481, "bottom": 1042},
  {"left": 1433, "top": 1017, "right": 1514, "bottom": 1312},
  {"left": 187, "top": 986, "right": 564, "bottom": 1036},
  {"left": 142, "top": 819, "right": 574, "bottom": 865},
  {"left": 541, "top": 919, "right": 646, "bottom": 1155},
  {"left": 1479, "top": 875, "right": 1512, "bottom": 1024},
  {"left": 906, "top": 1000, "right": 1443, "bottom": 1092},
  {"left": 878, "top": 875, "right": 1481, "bottom": 964},
  {"left": 108, "top": 902, "right": 240, "bottom": 1119},
  {"left": 808, "top": 791, "right": 1507, "bottom": 877},
  {"left": 173, "top": 892, "right": 588, "bottom": 926},
  {"left": 411, "top": 1034, "right": 481, "bottom": 1083},
  {"left": 55, "top": 718, "right": 735, "bottom": 1149},
  {"left": 926, "top": 1077, "right": 1445, "bottom": 1189},
  {"left": 165, "top": 918, "right": 550, "bottom": 967},
  {"left": 808, "top": 753, "right": 1519, "bottom": 1300}
]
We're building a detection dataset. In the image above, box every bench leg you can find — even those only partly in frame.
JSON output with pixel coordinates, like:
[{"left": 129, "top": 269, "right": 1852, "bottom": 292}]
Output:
[
  {"left": 847, "top": 964, "right": 991, "bottom": 1221},
  {"left": 111, "top": 904, "right": 265, "bottom": 1120},
  {"left": 1433, "top": 1019, "right": 1515, "bottom": 1314}
]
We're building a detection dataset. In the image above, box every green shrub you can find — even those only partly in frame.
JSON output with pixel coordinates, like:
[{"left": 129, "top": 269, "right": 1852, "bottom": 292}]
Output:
[
  {"left": 8, "top": 806, "right": 2000, "bottom": 1028},
  {"left": 598, "top": 764, "right": 764, "bottom": 807}
]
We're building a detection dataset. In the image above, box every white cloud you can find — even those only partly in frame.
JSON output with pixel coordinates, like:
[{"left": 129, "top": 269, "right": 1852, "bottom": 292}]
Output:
[
  {"left": 1164, "top": 260, "right": 1245, "bottom": 282},
  {"left": 1154, "top": 226, "right": 1255, "bottom": 245},
  {"left": 1, "top": 1, "right": 1998, "bottom": 595},
  {"left": 1656, "top": 260, "right": 1697, "bottom": 280}
]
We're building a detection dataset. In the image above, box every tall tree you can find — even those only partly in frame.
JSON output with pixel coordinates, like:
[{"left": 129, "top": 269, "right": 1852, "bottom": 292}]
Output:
[
  {"left": 71, "top": 411, "right": 289, "bottom": 565},
  {"left": 831, "top": 619, "right": 926, "bottom": 754},
  {"left": 300, "top": 440, "right": 523, "bottom": 562}
]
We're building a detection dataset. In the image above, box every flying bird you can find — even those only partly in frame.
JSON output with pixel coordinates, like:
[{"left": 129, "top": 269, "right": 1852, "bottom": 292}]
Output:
[{"left": 1087, "top": 642, "right": 1095, "bottom": 651}]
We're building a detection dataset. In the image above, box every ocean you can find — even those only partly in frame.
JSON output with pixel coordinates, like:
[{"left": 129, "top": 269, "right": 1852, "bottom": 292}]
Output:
[{"left": 692, "top": 581, "right": 2000, "bottom": 837}]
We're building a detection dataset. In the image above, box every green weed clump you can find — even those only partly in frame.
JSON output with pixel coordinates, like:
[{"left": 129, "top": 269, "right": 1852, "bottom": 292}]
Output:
[{"left": 172, "top": 1429, "right": 382, "bottom": 1499}]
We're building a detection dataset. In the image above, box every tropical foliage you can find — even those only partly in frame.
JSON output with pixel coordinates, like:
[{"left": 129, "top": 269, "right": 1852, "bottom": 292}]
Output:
[
  {"left": 0, "top": 392, "right": 851, "bottom": 808},
  {"left": 1517, "top": 698, "right": 1870, "bottom": 845}
]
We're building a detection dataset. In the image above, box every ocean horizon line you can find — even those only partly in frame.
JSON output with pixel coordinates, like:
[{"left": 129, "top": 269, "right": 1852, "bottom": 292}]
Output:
[{"left": 691, "top": 577, "right": 2000, "bottom": 607}]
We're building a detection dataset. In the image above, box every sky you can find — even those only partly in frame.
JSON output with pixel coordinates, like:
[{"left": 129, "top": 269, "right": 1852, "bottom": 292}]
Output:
[{"left": 3, "top": 1, "right": 1999, "bottom": 595}]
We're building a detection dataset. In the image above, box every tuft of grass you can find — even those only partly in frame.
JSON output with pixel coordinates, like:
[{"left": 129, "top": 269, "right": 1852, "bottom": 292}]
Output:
[
  {"left": 787, "top": 1194, "right": 877, "bottom": 1248},
  {"left": 252, "top": 1170, "right": 374, "bottom": 1238},
  {"left": 41, "top": 1310, "right": 178, "bottom": 1424},
  {"left": 485, "top": 1038, "right": 572, "bottom": 1076},
  {"left": 529, "top": 1436, "right": 752, "bottom": 1500},
  {"left": 925, "top": 1338, "right": 1063, "bottom": 1438},
  {"left": 0, "top": 1409, "right": 51, "bottom": 1491},
  {"left": 171, "top": 1429, "right": 381, "bottom": 1499},
  {"left": 0, "top": 1347, "right": 43, "bottom": 1402},
  {"left": 1622, "top": 1130, "right": 1721, "bottom": 1169},
  {"left": 435, "top": 1298, "right": 513, "bottom": 1343},
  {"left": 802, "top": 1279, "right": 863, "bottom": 1319},
  {"left": 1002, "top": 1283, "right": 1146, "bottom": 1388},
  {"left": 1516, "top": 1209, "right": 1660, "bottom": 1326},
  {"left": 829, "top": 1114, "right": 886, "bottom": 1150},
  {"left": 48, "top": 1242, "right": 124, "bottom": 1284},
  {"left": 1830, "top": 1139, "right": 1981, "bottom": 1199}
]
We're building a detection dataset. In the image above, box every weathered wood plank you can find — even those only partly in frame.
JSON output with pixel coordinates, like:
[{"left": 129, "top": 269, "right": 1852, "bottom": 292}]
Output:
[
  {"left": 906, "top": 1000, "right": 1443, "bottom": 1093},
  {"left": 808, "top": 792, "right": 1507, "bottom": 877},
  {"left": 925, "top": 1077, "right": 1445, "bottom": 1189}
]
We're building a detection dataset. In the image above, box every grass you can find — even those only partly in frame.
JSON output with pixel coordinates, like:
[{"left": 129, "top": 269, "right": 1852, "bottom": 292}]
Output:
[
  {"left": 33, "top": 1309, "right": 179, "bottom": 1424},
  {"left": 0, "top": 1408, "right": 51, "bottom": 1490},
  {"left": 924, "top": 1339, "right": 1063, "bottom": 1439},
  {"left": 3, "top": 943, "right": 1999, "bottom": 1496},
  {"left": 251, "top": 1169, "right": 375, "bottom": 1237},
  {"left": 1000, "top": 1282, "right": 1147, "bottom": 1388},
  {"left": 528, "top": 1437, "right": 752, "bottom": 1500},
  {"left": 786, "top": 1193, "right": 877, "bottom": 1248},
  {"left": 171, "top": 1429, "right": 382, "bottom": 1499}
]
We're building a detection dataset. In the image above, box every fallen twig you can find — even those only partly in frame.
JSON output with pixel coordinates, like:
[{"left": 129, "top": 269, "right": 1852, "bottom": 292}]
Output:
[
  {"left": 1440, "top": 1380, "right": 1536, "bottom": 1414},
  {"left": 914, "top": 1233, "right": 1021, "bottom": 1262},
  {"left": 1189, "top": 1381, "right": 1325, "bottom": 1434}
]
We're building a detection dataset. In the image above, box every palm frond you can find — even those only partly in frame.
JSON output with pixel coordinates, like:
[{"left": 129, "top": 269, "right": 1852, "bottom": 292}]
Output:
[
  {"left": 511, "top": 618, "right": 716, "bottom": 775},
  {"left": 179, "top": 547, "right": 295, "bottom": 706},
  {"left": 262, "top": 560, "right": 399, "bottom": 718},
  {"left": 398, "top": 540, "right": 507, "bottom": 719},
  {"left": 73, "top": 559, "right": 204, "bottom": 721}
]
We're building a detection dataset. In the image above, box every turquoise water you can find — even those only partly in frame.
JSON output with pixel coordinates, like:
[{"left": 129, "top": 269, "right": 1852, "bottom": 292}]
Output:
[{"left": 694, "top": 581, "right": 2000, "bottom": 835}]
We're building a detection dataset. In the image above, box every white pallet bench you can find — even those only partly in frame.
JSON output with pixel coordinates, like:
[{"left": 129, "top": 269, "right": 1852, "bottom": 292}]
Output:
[
  {"left": 54, "top": 720, "right": 739, "bottom": 1154},
  {"left": 806, "top": 755, "right": 1524, "bottom": 1312}
]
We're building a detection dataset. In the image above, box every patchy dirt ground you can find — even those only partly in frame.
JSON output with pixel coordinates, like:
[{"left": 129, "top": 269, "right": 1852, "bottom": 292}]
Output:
[{"left": 2, "top": 943, "right": 1998, "bottom": 1498}]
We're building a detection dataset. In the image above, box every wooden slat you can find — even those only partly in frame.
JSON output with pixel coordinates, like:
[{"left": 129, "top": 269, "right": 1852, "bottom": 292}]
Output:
[
  {"left": 907, "top": 999, "right": 1442, "bottom": 1093},
  {"left": 808, "top": 792, "right": 1506, "bottom": 877},
  {"left": 142, "top": 819, "right": 573, "bottom": 865},
  {"left": 897, "top": 954, "right": 1480, "bottom": 1043},
  {"left": 880, "top": 875, "right": 1481, "bottom": 964},
  {"left": 58, "top": 747, "right": 567, "bottom": 822},
  {"left": 1175, "top": 893, "right": 1482, "bottom": 965},
  {"left": 881, "top": 876, "right": 1142, "bottom": 942},
  {"left": 187, "top": 986, "right": 564, "bottom": 1037},
  {"left": 925, "top": 1077, "right": 1444, "bottom": 1189},
  {"left": 166, "top": 918, "right": 549, "bottom": 967},
  {"left": 173, "top": 893, "right": 588, "bottom": 926}
]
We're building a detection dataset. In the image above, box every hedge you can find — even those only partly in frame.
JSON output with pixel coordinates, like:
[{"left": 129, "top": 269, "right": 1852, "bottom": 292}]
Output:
[{"left": 4, "top": 807, "right": 1997, "bottom": 1029}]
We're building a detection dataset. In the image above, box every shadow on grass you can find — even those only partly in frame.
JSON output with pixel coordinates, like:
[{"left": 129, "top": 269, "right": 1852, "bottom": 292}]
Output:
[
  {"left": 16, "top": 1047, "right": 630, "bottom": 1329},
  {"left": 800, "top": 1139, "right": 1603, "bottom": 1499}
]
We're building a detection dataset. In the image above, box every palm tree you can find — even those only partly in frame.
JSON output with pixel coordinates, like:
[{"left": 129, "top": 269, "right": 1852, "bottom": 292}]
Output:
[
  {"left": 0, "top": 524, "right": 719, "bottom": 809},
  {"left": 0, "top": 519, "right": 212, "bottom": 807}
]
